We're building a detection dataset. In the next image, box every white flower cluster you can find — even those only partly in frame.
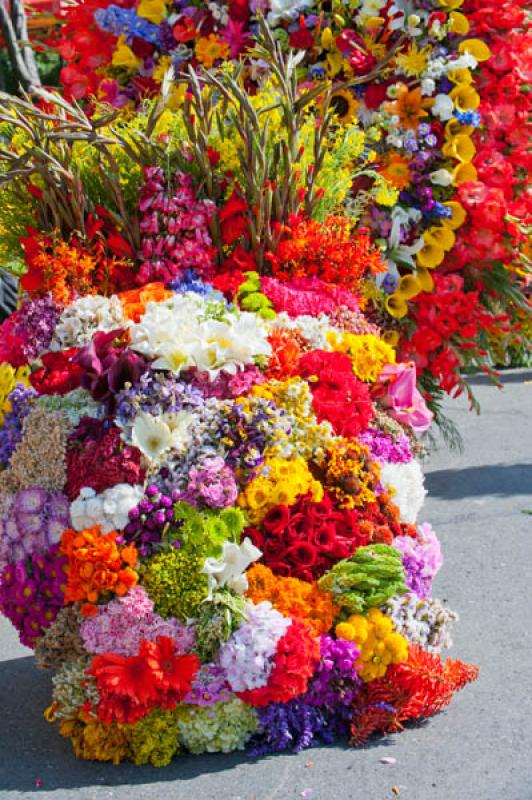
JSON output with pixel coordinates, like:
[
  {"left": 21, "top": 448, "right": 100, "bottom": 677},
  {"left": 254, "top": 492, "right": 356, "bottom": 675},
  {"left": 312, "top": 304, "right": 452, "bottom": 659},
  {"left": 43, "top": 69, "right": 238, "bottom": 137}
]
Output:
[
  {"left": 202, "top": 538, "right": 262, "bottom": 601},
  {"left": 70, "top": 483, "right": 144, "bottom": 533},
  {"left": 384, "top": 594, "right": 458, "bottom": 653},
  {"left": 381, "top": 459, "right": 426, "bottom": 524},
  {"left": 51, "top": 295, "right": 126, "bottom": 351},
  {"left": 219, "top": 601, "right": 290, "bottom": 692},
  {"left": 128, "top": 294, "right": 271, "bottom": 379}
]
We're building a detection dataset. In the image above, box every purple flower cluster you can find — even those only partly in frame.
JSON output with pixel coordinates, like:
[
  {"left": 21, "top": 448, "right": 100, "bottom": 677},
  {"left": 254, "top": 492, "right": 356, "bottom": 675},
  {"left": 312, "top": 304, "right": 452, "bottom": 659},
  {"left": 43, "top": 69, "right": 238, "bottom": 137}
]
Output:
[
  {"left": 121, "top": 484, "right": 177, "bottom": 556},
  {"left": 358, "top": 430, "right": 413, "bottom": 465},
  {"left": 250, "top": 698, "right": 340, "bottom": 756},
  {"left": 0, "top": 384, "right": 37, "bottom": 466},
  {"left": 184, "top": 664, "right": 232, "bottom": 706},
  {"left": 0, "top": 487, "right": 70, "bottom": 570},
  {"left": 115, "top": 368, "right": 203, "bottom": 427},
  {"left": 305, "top": 634, "right": 361, "bottom": 710},
  {"left": 179, "top": 457, "right": 238, "bottom": 509},
  {"left": 0, "top": 544, "right": 67, "bottom": 648},
  {"left": 137, "top": 167, "right": 216, "bottom": 285},
  {"left": 12, "top": 296, "right": 59, "bottom": 361},
  {"left": 186, "top": 365, "right": 265, "bottom": 401},
  {"left": 393, "top": 523, "right": 443, "bottom": 600}
]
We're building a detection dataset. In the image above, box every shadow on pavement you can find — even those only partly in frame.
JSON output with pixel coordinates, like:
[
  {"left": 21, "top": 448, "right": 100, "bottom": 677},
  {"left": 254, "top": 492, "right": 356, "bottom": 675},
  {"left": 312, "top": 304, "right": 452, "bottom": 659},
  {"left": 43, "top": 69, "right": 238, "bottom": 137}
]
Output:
[{"left": 426, "top": 463, "right": 532, "bottom": 500}]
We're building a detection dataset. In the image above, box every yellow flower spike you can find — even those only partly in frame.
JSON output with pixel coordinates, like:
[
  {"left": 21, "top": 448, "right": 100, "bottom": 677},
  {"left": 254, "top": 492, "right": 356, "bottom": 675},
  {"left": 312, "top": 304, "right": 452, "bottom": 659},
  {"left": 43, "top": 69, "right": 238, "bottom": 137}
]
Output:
[
  {"left": 452, "top": 161, "right": 478, "bottom": 185},
  {"left": 458, "top": 38, "right": 492, "bottom": 62},
  {"left": 424, "top": 226, "right": 456, "bottom": 252},
  {"left": 450, "top": 84, "right": 481, "bottom": 112},
  {"left": 112, "top": 38, "right": 140, "bottom": 70},
  {"left": 382, "top": 330, "right": 400, "bottom": 348},
  {"left": 442, "top": 134, "right": 476, "bottom": 163},
  {"left": 416, "top": 241, "right": 445, "bottom": 270},
  {"left": 447, "top": 67, "right": 473, "bottom": 86},
  {"left": 441, "top": 200, "right": 467, "bottom": 229},
  {"left": 385, "top": 294, "right": 409, "bottom": 318},
  {"left": 396, "top": 273, "right": 422, "bottom": 301},
  {"left": 449, "top": 11, "right": 470, "bottom": 35},
  {"left": 326, "top": 51, "right": 345, "bottom": 79},
  {"left": 416, "top": 268, "right": 434, "bottom": 293}
]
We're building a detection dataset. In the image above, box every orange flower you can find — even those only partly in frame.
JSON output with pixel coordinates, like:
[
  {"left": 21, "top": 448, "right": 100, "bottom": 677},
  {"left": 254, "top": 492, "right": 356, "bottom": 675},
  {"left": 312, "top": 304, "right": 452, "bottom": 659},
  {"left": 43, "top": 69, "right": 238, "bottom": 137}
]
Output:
[
  {"left": 384, "top": 85, "right": 433, "bottom": 130},
  {"left": 118, "top": 282, "right": 173, "bottom": 322},
  {"left": 265, "top": 328, "right": 304, "bottom": 380},
  {"left": 379, "top": 153, "right": 412, "bottom": 189},
  {"left": 60, "top": 526, "right": 138, "bottom": 616},
  {"left": 246, "top": 563, "right": 339, "bottom": 635}
]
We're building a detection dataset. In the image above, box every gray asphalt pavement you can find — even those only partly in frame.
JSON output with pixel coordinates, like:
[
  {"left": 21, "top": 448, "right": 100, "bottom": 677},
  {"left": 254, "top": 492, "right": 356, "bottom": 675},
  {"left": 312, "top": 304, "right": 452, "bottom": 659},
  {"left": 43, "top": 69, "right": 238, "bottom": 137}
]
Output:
[{"left": 1, "top": 370, "right": 531, "bottom": 800}]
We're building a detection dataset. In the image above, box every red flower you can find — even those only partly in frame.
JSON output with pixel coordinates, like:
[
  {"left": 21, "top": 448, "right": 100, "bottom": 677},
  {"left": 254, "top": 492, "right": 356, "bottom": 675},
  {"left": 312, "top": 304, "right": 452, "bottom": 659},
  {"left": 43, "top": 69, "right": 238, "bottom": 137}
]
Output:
[
  {"left": 219, "top": 191, "right": 250, "bottom": 246},
  {"left": 141, "top": 637, "right": 199, "bottom": 699},
  {"left": 30, "top": 349, "right": 83, "bottom": 395}
]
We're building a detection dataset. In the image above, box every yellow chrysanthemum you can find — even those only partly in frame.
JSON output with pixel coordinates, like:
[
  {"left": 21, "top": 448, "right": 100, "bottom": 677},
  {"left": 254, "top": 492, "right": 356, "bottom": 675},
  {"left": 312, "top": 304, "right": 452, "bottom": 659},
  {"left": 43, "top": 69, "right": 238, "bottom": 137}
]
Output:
[
  {"left": 396, "top": 42, "right": 430, "bottom": 78},
  {"left": 195, "top": 35, "right": 230, "bottom": 69},
  {"left": 329, "top": 332, "right": 396, "bottom": 383}
]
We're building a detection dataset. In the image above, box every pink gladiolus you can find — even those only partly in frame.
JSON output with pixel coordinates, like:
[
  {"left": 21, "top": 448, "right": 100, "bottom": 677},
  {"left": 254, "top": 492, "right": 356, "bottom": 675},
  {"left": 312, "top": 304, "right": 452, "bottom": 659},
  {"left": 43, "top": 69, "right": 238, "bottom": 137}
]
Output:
[{"left": 379, "top": 362, "right": 433, "bottom": 434}]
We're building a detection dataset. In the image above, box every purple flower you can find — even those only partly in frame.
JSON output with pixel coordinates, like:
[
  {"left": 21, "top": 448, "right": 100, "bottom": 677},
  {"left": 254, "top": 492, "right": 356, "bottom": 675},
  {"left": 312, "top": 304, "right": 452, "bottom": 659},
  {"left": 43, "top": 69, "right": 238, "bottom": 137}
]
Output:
[{"left": 393, "top": 523, "right": 443, "bottom": 599}]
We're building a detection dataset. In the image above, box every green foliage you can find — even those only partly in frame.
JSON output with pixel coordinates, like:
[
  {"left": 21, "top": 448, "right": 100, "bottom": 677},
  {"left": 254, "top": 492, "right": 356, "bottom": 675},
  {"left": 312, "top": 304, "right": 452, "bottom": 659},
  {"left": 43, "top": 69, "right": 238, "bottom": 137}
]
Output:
[
  {"left": 194, "top": 589, "right": 247, "bottom": 663},
  {"left": 127, "top": 708, "right": 182, "bottom": 766},
  {"left": 318, "top": 544, "right": 408, "bottom": 614}
]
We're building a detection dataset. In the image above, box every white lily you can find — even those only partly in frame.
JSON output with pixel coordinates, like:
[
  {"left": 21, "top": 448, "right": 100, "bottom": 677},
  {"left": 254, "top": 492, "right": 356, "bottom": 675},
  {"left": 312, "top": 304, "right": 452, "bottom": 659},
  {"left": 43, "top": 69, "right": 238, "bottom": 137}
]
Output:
[{"left": 201, "top": 538, "right": 262, "bottom": 601}]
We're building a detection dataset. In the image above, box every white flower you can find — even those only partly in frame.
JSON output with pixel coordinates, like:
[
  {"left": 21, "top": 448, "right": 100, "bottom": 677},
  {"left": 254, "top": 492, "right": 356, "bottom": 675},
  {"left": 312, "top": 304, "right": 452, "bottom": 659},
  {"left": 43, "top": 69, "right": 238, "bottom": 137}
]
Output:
[
  {"left": 195, "top": 314, "right": 271, "bottom": 378},
  {"left": 71, "top": 484, "right": 144, "bottom": 532},
  {"left": 51, "top": 295, "right": 126, "bottom": 350},
  {"left": 267, "top": 0, "right": 313, "bottom": 25},
  {"left": 421, "top": 78, "right": 436, "bottom": 96},
  {"left": 431, "top": 93, "right": 455, "bottom": 121},
  {"left": 131, "top": 413, "right": 174, "bottom": 461},
  {"left": 381, "top": 460, "right": 426, "bottom": 524},
  {"left": 430, "top": 169, "right": 454, "bottom": 187},
  {"left": 201, "top": 538, "right": 262, "bottom": 601}
]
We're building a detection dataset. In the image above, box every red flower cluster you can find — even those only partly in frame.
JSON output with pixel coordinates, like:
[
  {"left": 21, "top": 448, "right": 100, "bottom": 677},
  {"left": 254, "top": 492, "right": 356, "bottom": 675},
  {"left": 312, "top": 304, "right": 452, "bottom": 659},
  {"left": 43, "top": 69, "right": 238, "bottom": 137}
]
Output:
[
  {"left": 298, "top": 350, "right": 374, "bottom": 436},
  {"left": 65, "top": 418, "right": 145, "bottom": 500},
  {"left": 238, "top": 619, "right": 320, "bottom": 707},
  {"left": 88, "top": 636, "right": 200, "bottom": 724},
  {"left": 350, "top": 645, "right": 479, "bottom": 746},
  {"left": 30, "top": 349, "right": 83, "bottom": 395},
  {"left": 247, "top": 492, "right": 370, "bottom": 581}
]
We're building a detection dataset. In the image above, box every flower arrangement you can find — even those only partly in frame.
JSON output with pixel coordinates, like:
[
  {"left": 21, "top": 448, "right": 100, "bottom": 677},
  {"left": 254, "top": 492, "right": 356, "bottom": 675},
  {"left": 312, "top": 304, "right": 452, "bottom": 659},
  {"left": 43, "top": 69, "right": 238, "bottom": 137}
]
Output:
[{"left": 0, "top": 24, "right": 486, "bottom": 765}]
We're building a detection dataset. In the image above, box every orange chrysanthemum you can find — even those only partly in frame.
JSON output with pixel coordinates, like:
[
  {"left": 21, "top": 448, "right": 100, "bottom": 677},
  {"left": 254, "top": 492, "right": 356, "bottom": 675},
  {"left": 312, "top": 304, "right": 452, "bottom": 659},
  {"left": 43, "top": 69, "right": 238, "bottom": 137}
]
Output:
[
  {"left": 379, "top": 153, "right": 412, "bottom": 189},
  {"left": 246, "top": 563, "right": 339, "bottom": 635},
  {"left": 60, "top": 526, "right": 138, "bottom": 615},
  {"left": 118, "top": 282, "right": 173, "bottom": 322}
]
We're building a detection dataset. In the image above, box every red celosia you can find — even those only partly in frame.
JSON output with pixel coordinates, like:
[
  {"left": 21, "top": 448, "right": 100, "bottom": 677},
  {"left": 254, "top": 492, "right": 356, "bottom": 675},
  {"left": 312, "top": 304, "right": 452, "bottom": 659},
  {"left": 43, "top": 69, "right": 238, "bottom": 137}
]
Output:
[
  {"left": 350, "top": 645, "right": 479, "bottom": 746},
  {"left": 238, "top": 619, "right": 320, "bottom": 707},
  {"left": 298, "top": 350, "right": 375, "bottom": 437},
  {"left": 88, "top": 636, "right": 200, "bottom": 724},
  {"left": 30, "top": 349, "right": 83, "bottom": 395}
]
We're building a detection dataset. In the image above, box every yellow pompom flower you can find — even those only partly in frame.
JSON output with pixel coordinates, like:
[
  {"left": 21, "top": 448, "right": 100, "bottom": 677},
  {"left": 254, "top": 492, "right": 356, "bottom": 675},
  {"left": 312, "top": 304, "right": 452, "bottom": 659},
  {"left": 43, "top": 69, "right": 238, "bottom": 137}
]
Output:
[
  {"left": 328, "top": 333, "right": 396, "bottom": 383},
  {"left": 238, "top": 456, "right": 323, "bottom": 525},
  {"left": 195, "top": 35, "right": 230, "bottom": 68},
  {"left": 336, "top": 608, "right": 409, "bottom": 682},
  {"left": 0, "top": 362, "right": 30, "bottom": 424}
]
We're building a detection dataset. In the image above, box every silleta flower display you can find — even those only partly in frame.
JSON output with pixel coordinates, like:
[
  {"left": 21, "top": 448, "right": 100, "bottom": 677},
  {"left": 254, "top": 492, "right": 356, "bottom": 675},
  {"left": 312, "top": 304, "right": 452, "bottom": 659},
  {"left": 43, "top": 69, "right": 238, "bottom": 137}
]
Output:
[{"left": 0, "top": 0, "right": 528, "bottom": 767}]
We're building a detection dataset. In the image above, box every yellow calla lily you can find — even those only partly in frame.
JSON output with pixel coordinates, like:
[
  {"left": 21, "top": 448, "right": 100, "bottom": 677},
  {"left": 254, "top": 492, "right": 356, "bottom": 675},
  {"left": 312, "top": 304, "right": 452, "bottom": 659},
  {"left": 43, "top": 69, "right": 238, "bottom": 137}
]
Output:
[
  {"left": 416, "top": 268, "right": 434, "bottom": 292},
  {"left": 424, "top": 226, "right": 456, "bottom": 252},
  {"left": 449, "top": 11, "right": 470, "bottom": 35},
  {"left": 137, "top": 0, "right": 167, "bottom": 24},
  {"left": 458, "top": 38, "right": 492, "bottom": 62},
  {"left": 445, "top": 118, "right": 474, "bottom": 139},
  {"left": 450, "top": 84, "right": 480, "bottom": 112},
  {"left": 416, "top": 241, "right": 445, "bottom": 269},
  {"left": 452, "top": 161, "right": 478, "bottom": 185},
  {"left": 439, "top": 0, "right": 464, "bottom": 8},
  {"left": 385, "top": 294, "right": 409, "bottom": 319},
  {"left": 442, "top": 133, "right": 476, "bottom": 163},
  {"left": 396, "top": 273, "right": 423, "bottom": 301},
  {"left": 441, "top": 201, "right": 467, "bottom": 229},
  {"left": 111, "top": 39, "right": 140, "bottom": 70},
  {"left": 382, "top": 330, "right": 400, "bottom": 348},
  {"left": 447, "top": 67, "right": 472, "bottom": 85},
  {"left": 326, "top": 51, "right": 344, "bottom": 78}
]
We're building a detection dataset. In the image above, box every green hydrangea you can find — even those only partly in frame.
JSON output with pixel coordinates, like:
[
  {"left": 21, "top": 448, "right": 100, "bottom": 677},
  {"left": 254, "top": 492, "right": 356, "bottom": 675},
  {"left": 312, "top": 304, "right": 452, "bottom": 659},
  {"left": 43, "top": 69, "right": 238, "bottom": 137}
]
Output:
[
  {"left": 140, "top": 550, "right": 208, "bottom": 620},
  {"left": 318, "top": 544, "right": 407, "bottom": 614},
  {"left": 170, "top": 502, "right": 247, "bottom": 559},
  {"left": 175, "top": 697, "right": 258, "bottom": 754},
  {"left": 127, "top": 709, "right": 182, "bottom": 767}
]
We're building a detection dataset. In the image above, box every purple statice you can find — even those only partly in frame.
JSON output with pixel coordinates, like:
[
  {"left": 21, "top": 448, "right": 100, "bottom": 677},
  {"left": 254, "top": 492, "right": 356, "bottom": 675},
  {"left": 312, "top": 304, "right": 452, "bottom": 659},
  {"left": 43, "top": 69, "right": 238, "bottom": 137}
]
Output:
[
  {"left": 305, "top": 635, "right": 362, "bottom": 711},
  {"left": 121, "top": 484, "right": 176, "bottom": 556},
  {"left": 0, "top": 487, "right": 70, "bottom": 571},
  {"left": 179, "top": 456, "right": 238, "bottom": 509},
  {"left": 0, "top": 384, "right": 37, "bottom": 466},
  {"left": 393, "top": 522, "right": 443, "bottom": 600},
  {"left": 250, "top": 698, "right": 341, "bottom": 756},
  {"left": 184, "top": 664, "right": 232, "bottom": 706},
  {"left": 217, "top": 398, "right": 287, "bottom": 472},
  {"left": 186, "top": 365, "right": 265, "bottom": 400},
  {"left": 80, "top": 585, "right": 194, "bottom": 657},
  {"left": 12, "top": 295, "right": 59, "bottom": 361},
  {"left": 115, "top": 368, "right": 203, "bottom": 429},
  {"left": 358, "top": 430, "right": 413, "bottom": 465},
  {"left": 0, "top": 544, "right": 67, "bottom": 648}
]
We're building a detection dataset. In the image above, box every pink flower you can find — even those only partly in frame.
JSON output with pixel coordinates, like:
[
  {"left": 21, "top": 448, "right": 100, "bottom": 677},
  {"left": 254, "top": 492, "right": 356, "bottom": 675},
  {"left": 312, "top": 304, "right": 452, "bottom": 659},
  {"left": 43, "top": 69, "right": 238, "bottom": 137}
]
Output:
[{"left": 379, "top": 362, "right": 433, "bottom": 435}]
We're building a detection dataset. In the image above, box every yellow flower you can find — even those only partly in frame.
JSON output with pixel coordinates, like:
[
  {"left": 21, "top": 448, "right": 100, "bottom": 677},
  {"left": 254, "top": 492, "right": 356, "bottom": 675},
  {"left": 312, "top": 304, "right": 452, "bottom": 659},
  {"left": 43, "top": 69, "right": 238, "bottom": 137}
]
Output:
[
  {"left": 423, "top": 225, "right": 456, "bottom": 252},
  {"left": 329, "top": 332, "right": 396, "bottom": 383},
  {"left": 330, "top": 89, "right": 359, "bottom": 125},
  {"left": 321, "top": 27, "right": 335, "bottom": 50},
  {"left": 442, "top": 133, "right": 476, "bottom": 163},
  {"left": 167, "top": 84, "right": 186, "bottom": 111},
  {"left": 438, "top": 0, "right": 464, "bottom": 8},
  {"left": 445, "top": 117, "right": 474, "bottom": 139},
  {"left": 385, "top": 294, "right": 409, "bottom": 319},
  {"left": 112, "top": 38, "right": 140, "bottom": 70},
  {"left": 238, "top": 456, "right": 323, "bottom": 525},
  {"left": 458, "top": 38, "right": 491, "bottom": 62},
  {"left": 450, "top": 84, "right": 480, "bottom": 112},
  {"left": 326, "top": 50, "right": 345, "bottom": 79},
  {"left": 441, "top": 201, "right": 466, "bottom": 230},
  {"left": 374, "top": 179, "right": 399, "bottom": 207},
  {"left": 416, "top": 240, "right": 445, "bottom": 270},
  {"left": 452, "top": 161, "right": 478, "bottom": 185},
  {"left": 137, "top": 0, "right": 167, "bottom": 23},
  {"left": 382, "top": 330, "right": 400, "bottom": 348},
  {"left": 379, "top": 152, "right": 412, "bottom": 190},
  {"left": 396, "top": 273, "right": 422, "bottom": 301},
  {"left": 416, "top": 268, "right": 434, "bottom": 292},
  {"left": 447, "top": 67, "right": 473, "bottom": 86},
  {"left": 336, "top": 608, "right": 409, "bottom": 682},
  {"left": 0, "top": 362, "right": 30, "bottom": 424},
  {"left": 396, "top": 42, "right": 429, "bottom": 78},
  {"left": 449, "top": 11, "right": 470, "bottom": 35},
  {"left": 195, "top": 34, "right": 230, "bottom": 69}
]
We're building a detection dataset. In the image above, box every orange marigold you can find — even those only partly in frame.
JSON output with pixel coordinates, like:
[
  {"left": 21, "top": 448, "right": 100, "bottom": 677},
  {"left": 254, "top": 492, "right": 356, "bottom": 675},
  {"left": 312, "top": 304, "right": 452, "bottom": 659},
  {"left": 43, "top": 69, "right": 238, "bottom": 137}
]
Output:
[
  {"left": 60, "top": 526, "right": 138, "bottom": 616},
  {"left": 266, "top": 214, "right": 385, "bottom": 291},
  {"left": 246, "top": 563, "right": 339, "bottom": 635}
]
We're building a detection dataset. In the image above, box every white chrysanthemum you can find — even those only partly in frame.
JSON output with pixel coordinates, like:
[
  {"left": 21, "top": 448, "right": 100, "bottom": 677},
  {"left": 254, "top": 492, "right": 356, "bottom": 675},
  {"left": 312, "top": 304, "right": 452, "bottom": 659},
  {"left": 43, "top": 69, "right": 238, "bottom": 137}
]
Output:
[
  {"left": 51, "top": 295, "right": 126, "bottom": 350},
  {"left": 71, "top": 484, "right": 144, "bottom": 533},
  {"left": 381, "top": 459, "right": 426, "bottom": 524}
]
